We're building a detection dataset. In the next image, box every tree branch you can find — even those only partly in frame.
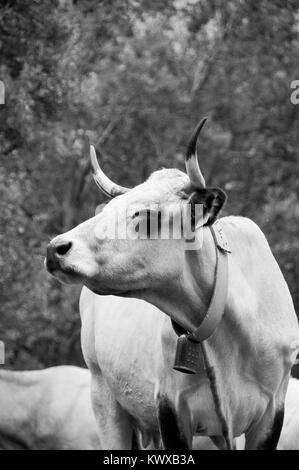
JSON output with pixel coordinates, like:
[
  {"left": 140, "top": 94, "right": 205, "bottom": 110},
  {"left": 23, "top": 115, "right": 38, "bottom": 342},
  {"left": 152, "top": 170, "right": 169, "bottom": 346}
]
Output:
[{"left": 190, "top": 7, "right": 237, "bottom": 99}]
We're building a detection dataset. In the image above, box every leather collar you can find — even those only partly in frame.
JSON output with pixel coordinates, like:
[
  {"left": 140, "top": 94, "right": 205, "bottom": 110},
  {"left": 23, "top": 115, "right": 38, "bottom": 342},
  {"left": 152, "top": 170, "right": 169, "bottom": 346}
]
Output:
[{"left": 172, "top": 219, "right": 231, "bottom": 373}]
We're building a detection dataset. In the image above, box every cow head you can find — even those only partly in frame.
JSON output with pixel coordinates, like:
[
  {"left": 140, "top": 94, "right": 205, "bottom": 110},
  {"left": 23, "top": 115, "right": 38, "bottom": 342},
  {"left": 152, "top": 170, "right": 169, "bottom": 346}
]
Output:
[{"left": 46, "top": 119, "right": 227, "bottom": 327}]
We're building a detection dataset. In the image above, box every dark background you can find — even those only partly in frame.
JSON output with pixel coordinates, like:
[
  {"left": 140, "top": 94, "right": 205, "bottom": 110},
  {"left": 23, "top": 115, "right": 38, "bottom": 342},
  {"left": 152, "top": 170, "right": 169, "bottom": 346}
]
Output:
[{"left": 0, "top": 0, "right": 298, "bottom": 372}]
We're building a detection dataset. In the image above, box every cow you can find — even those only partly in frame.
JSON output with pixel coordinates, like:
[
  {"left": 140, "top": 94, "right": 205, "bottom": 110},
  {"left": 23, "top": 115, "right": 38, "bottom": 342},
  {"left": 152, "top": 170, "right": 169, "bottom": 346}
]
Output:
[
  {"left": 0, "top": 366, "right": 101, "bottom": 449},
  {"left": 46, "top": 118, "right": 299, "bottom": 449}
]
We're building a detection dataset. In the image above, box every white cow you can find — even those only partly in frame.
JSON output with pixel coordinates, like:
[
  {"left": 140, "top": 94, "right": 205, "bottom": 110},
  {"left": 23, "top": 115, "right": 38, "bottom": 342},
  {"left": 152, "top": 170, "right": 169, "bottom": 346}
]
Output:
[
  {"left": 0, "top": 366, "right": 100, "bottom": 450},
  {"left": 46, "top": 119, "right": 299, "bottom": 449}
]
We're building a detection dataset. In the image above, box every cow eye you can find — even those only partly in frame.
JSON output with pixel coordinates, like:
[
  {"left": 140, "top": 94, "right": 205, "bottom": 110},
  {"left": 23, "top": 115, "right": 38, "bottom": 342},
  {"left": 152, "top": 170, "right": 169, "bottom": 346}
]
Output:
[
  {"left": 131, "top": 209, "right": 154, "bottom": 220},
  {"left": 132, "top": 209, "right": 162, "bottom": 238}
]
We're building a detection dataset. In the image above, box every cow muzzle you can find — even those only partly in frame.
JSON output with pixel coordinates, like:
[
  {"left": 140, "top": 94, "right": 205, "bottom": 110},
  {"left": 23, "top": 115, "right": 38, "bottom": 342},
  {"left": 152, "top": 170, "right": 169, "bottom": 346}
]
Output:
[{"left": 46, "top": 239, "right": 73, "bottom": 274}]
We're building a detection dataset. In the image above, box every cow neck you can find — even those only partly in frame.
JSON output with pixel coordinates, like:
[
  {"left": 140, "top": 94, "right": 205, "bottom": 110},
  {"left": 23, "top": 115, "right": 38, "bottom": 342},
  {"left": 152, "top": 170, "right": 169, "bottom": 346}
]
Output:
[
  {"left": 171, "top": 220, "right": 232, "bottom": 449},
  {"left": 172, "top": 219, "right": 231, "bottom": 372}
]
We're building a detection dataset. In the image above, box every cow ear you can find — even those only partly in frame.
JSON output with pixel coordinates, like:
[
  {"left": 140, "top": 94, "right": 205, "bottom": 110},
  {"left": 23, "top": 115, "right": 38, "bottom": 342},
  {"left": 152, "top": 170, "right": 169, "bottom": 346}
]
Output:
[{"left": 188, "top": 187, "right": 227, "bottom": 227}]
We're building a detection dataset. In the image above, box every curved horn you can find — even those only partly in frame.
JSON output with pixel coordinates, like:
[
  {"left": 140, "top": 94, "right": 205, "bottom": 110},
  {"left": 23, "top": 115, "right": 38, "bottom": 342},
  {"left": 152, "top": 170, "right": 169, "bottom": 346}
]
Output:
[
  {"left": 90, "top": 145, "right": 130, "bottom": 198},
  {"left": 185, "top": 117, "right": 207, "bottom": 189}
]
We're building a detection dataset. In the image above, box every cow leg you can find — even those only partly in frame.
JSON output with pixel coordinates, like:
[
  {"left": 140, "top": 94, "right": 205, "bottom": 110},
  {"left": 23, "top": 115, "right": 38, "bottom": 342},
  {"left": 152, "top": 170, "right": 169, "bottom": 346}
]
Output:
[
  {"left": 90, "top": 372, "right": 134, "bottom": 450},
  {"left": 244, "top": 405, "right": 284, "bottom": 450},
  {"left": 157, "top": 395, "right": 192, "bottom": 450},
  {"left": 132, "top": 429, "right": 140, "bottom": 450}
]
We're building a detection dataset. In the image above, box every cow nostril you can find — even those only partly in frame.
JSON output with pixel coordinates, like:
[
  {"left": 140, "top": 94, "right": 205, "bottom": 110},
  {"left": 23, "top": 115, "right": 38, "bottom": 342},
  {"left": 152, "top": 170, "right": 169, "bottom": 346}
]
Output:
[{"left": 55, "top": 241, "right": 72, "bottom": 256}]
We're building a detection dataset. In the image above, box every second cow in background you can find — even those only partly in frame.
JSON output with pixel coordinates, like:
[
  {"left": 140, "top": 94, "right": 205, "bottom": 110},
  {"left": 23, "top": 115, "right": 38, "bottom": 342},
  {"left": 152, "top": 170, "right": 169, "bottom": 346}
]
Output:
[{"left": 0, "top": 366, "right": 100, "bottom": 450}]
